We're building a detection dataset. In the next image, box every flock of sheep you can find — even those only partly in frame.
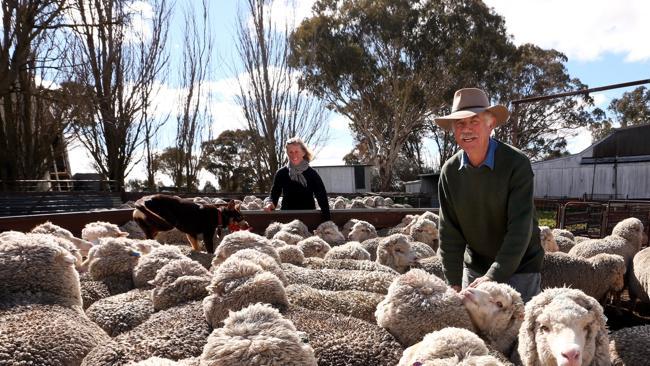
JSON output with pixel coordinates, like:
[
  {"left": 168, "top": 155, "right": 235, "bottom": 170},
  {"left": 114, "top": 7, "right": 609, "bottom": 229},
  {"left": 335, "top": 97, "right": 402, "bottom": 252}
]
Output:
[{"left": 1, "top": 207, "right": 650, "bottom": 365}]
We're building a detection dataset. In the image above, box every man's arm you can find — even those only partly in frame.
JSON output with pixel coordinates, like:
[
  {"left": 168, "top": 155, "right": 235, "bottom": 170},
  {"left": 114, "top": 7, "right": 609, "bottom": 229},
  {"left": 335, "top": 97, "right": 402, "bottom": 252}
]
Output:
[
  {"left": 484, "top": 159, "right": 535, "bottom": 282},
  {"left": 438, "top": 170, "right": 467, "bottom": 288}
]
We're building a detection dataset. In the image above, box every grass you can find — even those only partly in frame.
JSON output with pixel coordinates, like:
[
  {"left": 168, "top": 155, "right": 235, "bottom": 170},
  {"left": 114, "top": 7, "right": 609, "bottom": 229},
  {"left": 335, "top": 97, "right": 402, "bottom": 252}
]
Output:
[{"left": 536, "top": 209, "right": 557, "bottom": 228}]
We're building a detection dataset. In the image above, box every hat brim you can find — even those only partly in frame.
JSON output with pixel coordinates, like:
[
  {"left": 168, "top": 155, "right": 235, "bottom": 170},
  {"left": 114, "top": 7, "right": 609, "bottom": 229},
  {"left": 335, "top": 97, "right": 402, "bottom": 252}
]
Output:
[{"left": 434, "top": 105, "right": 509, "bottom": 131}]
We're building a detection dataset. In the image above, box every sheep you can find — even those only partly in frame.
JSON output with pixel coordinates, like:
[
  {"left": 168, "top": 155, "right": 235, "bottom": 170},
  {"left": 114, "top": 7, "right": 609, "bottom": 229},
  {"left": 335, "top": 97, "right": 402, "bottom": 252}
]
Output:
[
  {"left": 282, "top": 263, "right": 396, "bottom": 294},
  {"left": 541, "top": 252, "right": 626, "bottom": 303},
  {"left": 211, "top": 230, "right": 280, "bottom": 267},
  {"left": 0, "top": 234, "right": 82, "bottom": 307},
  {"left": 608, "top": 324, "right": 650, "bottom": 366},
  {"left": 302, "top": 257, "right": 398, "bottom": 274},
  {"left": 216, "top": 248, "right": 288, "bottom": 285},
  {"left": 332, "top": 197, "right": 346, "bottom": 209},
  {"left": 286, "top": 283, "right": 385, "bottom": 322},
  {"left": 132, "top": 245, "right": 186, "bottom": 289},
  {"left": 297, "top": 236, "right": 331, "bottom": 258},
  {"left": 555, "top": 235, "right": 576, "bottom": 253},
  {"left": 82, "top": 221, "right": 129, "bottom": 244},
  {"left": 552, "top": 228, "right": 575, "bottom": 241},
  {"left": 375, "top": 268, "right": 475, "bottom": 347},
  {"left": 363, "top": 196, "right": 375, "bottom": 207},
  {"left": 376, "top": 234, "right": 417, "bottom": 273},
  {"left": 85, "top": 288, "right": 154, "bottom": 336},
  {"left": 81, "top": 301, "right": 211, "bottom": 365},
  {"left": 282, "top": 219, "right": 311, "bottom": 238},
  {"left": 176, "top": 245, "right": 214, "bottom": 270},
  {"left": 242, "top": 201, "right": 261, "bottom": 210},
  {"left": 199, "top": 303, "right": 318, "bottom": 366},
  {"left": 388, "top": 214, "right": 417, "bottom": 235},
  {"left": 30, "top": 221, "right": 95, "bottom": 256},
  {"left": 373, "top": 196, "right": 386, "bottom": 207},
  {"left": 410, "top": 240, "right": 437, "bottom": 259},
  {"left": 539, "top": 226, "right": 560, "bottom": 252},
  {"left": 131, "top": 239, "right": 161, "bottom": 255},
  {"left": 575, "top": 236, "right": 590, "bottom": 243},
  {"left": 517, "top": 287, "right": 610, "bottom": 366},
  {"left": 409, "top": 218, "right": 439, "bottom": 249},
  {"left": 413, "top": 255, "right": 446, "bottom": 280},
  {"left": 276, "top": 244, "right": 304, "bottom": 265},
  {"left": 264, "top": 221, "right": 284, "bottom": 239},
  {"left": 360, "top": 236, "right": 382, "bottom": 261},
  {"left": 341, "top": 219, "right": 360, "bottom": 238},
  {"left": 398, "top": 327, "right": 495, "bottom": 366},
  {"left": 272, "top": 230, "right": 303, "bottom": 245},
  {"left": 347, "top": 220, "right": 378, "bottom": 242},
  {"left": 119, "top": 219, "right": 147, "bottom": 240},
  {"left": 314, "top": 220, "right": 346, "bottom": 245},
  {"left": 612, "top": 217, "right": 645, "bottom": 251},
  {"left": 24, "top": 232, "right": 86, "bottom": 272},
  {"left": 384, "top": 197, "right": 394, "bottom": 206},
  {"left": 460, "top": 281, "right": 525, "bottom": 355},
  {"left": 82, "top": 237, "right": 141, "bottom": 294},
  {"left": 628, "top": 247, "right": 650, "bottom": 304},
  {"left": 348, "top": 199, "right": 367, "bottom": 208},
  {"left": 324, "top": 241, "right": 371, "bottom": 260},
  {"left": 150, "top": 258, "right": 211, "bottom": 311},
  {"left": 79, "top": 273, "right": 112, "bottom": 309},
  {"left": 130, "top": 357, "right": 198, "bottom": 365},
  {"left": 569, "top": 233, "right": 638, "bottom": 270}
]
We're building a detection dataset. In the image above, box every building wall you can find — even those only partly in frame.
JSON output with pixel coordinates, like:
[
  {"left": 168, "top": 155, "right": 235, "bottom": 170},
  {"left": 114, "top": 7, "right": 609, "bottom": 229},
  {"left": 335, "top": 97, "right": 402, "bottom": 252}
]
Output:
[
  {"left": 404, "top": 180, "right": 421, "bottom": 193},
  {"left": 312, "top": 166, "right": 372, "bottom": 194}
]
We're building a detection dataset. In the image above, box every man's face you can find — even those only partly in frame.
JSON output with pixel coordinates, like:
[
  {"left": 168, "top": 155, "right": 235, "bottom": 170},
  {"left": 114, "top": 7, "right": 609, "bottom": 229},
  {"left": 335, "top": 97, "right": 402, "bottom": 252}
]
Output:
[{"left": 452, "top": 112, "right": 495, "bottom": 155}]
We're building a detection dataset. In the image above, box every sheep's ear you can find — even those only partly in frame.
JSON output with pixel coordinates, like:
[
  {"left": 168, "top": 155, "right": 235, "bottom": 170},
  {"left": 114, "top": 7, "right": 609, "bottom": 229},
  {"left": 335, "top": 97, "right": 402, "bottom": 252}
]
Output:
[
  {"left": 119, "top": 231, "right": 129, "bottom": 237},
  {"left": 57, "top": 252, "right": 77, "bottom": 265}
]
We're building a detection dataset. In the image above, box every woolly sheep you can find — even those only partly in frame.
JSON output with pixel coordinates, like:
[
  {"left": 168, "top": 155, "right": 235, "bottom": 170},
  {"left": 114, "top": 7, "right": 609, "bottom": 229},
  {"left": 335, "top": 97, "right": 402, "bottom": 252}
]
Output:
[
  {"left": 569, "top": 235, "right": 637, "bottom": 269},
  {"left": 119, "top": 220, "right": 147, "bottom": 240},
  {"left": 410, "top": 240, "right": 437, "bottom": 259},
  {"left": 85, "top": 288, "right": 154, "bottom": 336},
  {"left": 82, "top": 221, "right": 129, "bottom": 244},
  {"left": 409, "top": 218, "right": 439, "bottom": 249},
  {"left": 211, "top": 230, "right": 280, "bottom": 267},
  {"left": 282, "top": 263, "right": 396, "bottom": 294},
  {"left": 82, "top": 237, "right": 141, "bottom": 294},
  {"left": 347, "top": 220, "right": 378, "bottom": 242},
  {"left": 302, "top": 257, "right": 397, "bottom": 274},
  {"left": 332, "top": 197, "right": 346, "bottom": 209},
  {"left": 413, "top": 255, "right": 446, "bottom": 280},
  {"left": 388, "top": 214, "right": 416, "bottom": 235},
  {"left": 341, "top": 219, "right": 360, "bottom": 238},
  {"left": 264, "top": 221, "right": 284, "bottom": 239},
  {"left": 216, "top": 248, "right": 288, "bottom": 285},
  {"left": 461, "top": 281, "right": 525, "bottom": 355},
  {"left": 575, "top": 236, "right": 590, "bottom": 243},
  {"left": 131, "top": 239, "right": 162, "bottom": 255},
  {"left": 155, "top": 228, "right": 191, "bottom": 245},
  {"left": 375, "top": 268, "right": 475, "bottom": 347},
  {"left": 363, "top": 196, "right": 375, "bottom": 207},
  {"left": 360, "top": 236, "right": 382, "bottom": 261},
  {"left": 79, "top": 273, "right": 112, "bottom": 309},
  {"left": 398, "top": 327, "right": 492, "bottom": 366},
  {"left": 25, "top": 232, "right": 85, "bottom": 272},
  {"left": 176, "top": 245, "right": 214, "bottom": 270},
  {"left": 608, "top": 324, "right": 650, "bottom": 366},
  {"left": 130, "top": 357, "right": 198, "bottom": 365},
  {"left": 377, "top": 234, "right": 417, "bottom": 273},
  {"left": 612, "top": 217, "right": 645, "bottom": 251},
  {"left": 0, "top": 234, "right": 81, "bottom": 307},
  {"left": 314, "top": 220, "right": 346, "bottom": 245},
  {"left": 272, "top": 230, "right": 303, "bottom": 245},
  {"left": 373, "top": 196, "right": 386, "bottom": 207},
  {"left": 384, "top": 197, "right": 394, "bottom": 206},
  {"left": 199, "top": 303, "right": 317, "bottom": 366},
  {"left": 150, "top": 258, "right": 211, "bottom": 311},
  {"left": 286, "top": 283, "right": 385, "bottom": 322},
  {"left": 517, "top": 287, "right": 610, "bottom": 366},
  {"left": 277, "top": 244, "right": 305, "bottom": 265},
  {"left": 628, "top": 247, "right": 650, "bottom": 304},
  {"left": 552, "top": 228, "right": 575, "bottom": 241},
  {"left": 132, "top": 245, "right": 186, "bottom": 289},
  {"left": 31, "top": 221, "right": 95, "bottom": 256},
  {"left": 324, "top": 241, "right": 371, "bottom": 260},
  {"left": 242, "top": 201, "right": 262, "bottom": 210},
  {"left": 555, "top": 235, "right": 576, "bottom": 253},
  {"left": 282, "top": 219, "right": 311, "bottom": 238},
  {"left": 541, "top": 252, "right": 626, "bottom": 303},
  {"left": 539, "top": 226, "right": 560, "bottom": 252},
  {"left": 348, "top": 199, "right": 367, "bottom": 208},
  {"left": 297, "top": 236, "right": 331, "bottom": 258}
]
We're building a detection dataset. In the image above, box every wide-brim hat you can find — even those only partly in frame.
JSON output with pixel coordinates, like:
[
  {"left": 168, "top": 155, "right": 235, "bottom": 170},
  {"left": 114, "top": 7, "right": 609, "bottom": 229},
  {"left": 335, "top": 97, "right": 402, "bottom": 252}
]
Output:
[{"left": 434, "top": 88, "right": 509, "bottom": 131}]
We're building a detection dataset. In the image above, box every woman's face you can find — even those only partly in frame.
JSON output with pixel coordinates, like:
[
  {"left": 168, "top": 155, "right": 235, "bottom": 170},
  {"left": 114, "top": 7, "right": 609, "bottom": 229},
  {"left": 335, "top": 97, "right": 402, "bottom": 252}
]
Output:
[{"left": 287, "top": 143, "right": 305, "bottom": 165}]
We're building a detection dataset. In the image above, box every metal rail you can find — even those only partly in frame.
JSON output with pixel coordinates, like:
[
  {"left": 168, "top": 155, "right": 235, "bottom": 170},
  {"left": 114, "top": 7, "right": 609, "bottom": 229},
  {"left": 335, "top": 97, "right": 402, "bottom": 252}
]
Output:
[{"left": 511, "top": 79, "right": 650, "bottom": 105}]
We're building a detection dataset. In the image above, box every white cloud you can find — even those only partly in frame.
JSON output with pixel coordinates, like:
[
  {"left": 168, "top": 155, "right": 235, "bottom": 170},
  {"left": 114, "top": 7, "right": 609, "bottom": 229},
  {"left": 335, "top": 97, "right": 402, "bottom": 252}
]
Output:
[
  {"left": 591, "top": 92, "right": 610, "bottom": 109},
  {"left": 565, "top": 127, "right": 593, "bottom": 154},
  {"left": 67, "top": 139, "right": 96, "bottom": 175},
  {"left": 209, "top": 101, "right": 248, "bottom": 136},
  {"left": 329, "top": 114, "right": 351, "bottom": 131},
  {"left": 484, "top": 0, "right": 650, "bottom": 61},
  {"left": 312, "top": 134, "right": 353, "bottom": 166}
]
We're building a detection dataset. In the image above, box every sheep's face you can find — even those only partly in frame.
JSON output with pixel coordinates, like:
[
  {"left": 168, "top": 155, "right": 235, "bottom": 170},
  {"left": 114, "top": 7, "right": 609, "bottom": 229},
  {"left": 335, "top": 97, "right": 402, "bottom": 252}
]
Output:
[
  {"left": 377, "top": 235, "right": 417, "bottom": 273},
  {"left": 347, "top": 222, "right": 378, "bottom": 242},
  {"left": 532, "top": 299, "right": 600, "bottom": 366},
  {"left": 613, "top": 218, "right": 644, "bottom": 250},
  {"left": 410, "top": 220, "right": 439, "bottom": 245},
  {"left": 314, "top": 223, "right": 345, "bottom": 245},
  {"left": 333, "top": 199, "right": 346, "bottom": 209},
  {"left": 273, "top": 231, "right": 302, "bottom": 245},
  {"left": 461, "top": 282, "right": 524, "bottom": 336},
  {"left": 298, "top": 238, "right": 331, "bottom": 258},
  {"left": 284, "top": 220, "right": 310, "bottom": 238},
  {"left": 540, "top": 227, "right": 559, "bottom": 253}
]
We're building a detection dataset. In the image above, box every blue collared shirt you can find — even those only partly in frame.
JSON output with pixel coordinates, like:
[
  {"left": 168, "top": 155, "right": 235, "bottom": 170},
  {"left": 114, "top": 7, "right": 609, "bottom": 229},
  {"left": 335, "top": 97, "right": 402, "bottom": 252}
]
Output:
[{"left": 459, "top": 138, "right": 497, "bottom": 170}]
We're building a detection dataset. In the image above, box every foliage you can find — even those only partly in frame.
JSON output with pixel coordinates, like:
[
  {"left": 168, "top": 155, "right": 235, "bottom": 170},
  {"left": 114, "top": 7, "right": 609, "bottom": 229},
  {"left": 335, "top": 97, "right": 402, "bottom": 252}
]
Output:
[
  {"left": 155, "top": 147, "right": 200, "bottom": 191},
  {"left": 590, "top": 86, "right": 650, "bottom": 141}
]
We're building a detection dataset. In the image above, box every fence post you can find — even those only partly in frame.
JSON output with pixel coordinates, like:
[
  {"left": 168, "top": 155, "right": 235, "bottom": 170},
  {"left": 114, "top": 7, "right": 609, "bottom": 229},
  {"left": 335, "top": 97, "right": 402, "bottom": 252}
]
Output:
[
  {"left": 601, "top": 201, "right": 610, "bottom": 238},
  {"left": 559, "top": 203, "right": 566, "bottom": 229}
]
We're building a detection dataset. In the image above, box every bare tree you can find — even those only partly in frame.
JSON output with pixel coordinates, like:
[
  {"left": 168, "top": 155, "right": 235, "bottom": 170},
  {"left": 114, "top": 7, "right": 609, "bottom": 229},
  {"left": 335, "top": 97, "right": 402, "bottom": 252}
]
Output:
[
  {"left": 0, "top": 0, "right": 70, "bottom": 190},
  {"left": 64, "top": 0, "right": 171, "bottom": 191},
  {"left": 234, "top": 0, "right": 330, "bottom": 191}
]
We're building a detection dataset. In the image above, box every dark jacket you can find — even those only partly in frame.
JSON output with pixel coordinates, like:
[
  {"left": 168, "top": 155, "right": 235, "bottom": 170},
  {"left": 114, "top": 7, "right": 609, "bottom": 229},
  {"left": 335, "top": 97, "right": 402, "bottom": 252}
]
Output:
[{"left": 269, "top": 166, "right": 331, "bottom": 221}]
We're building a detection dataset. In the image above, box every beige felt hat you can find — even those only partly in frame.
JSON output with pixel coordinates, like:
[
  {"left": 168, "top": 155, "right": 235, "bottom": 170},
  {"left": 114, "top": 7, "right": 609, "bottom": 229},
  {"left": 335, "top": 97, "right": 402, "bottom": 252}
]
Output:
[{"left": 434, "top": 88, "right": 509, "bottom": 131}]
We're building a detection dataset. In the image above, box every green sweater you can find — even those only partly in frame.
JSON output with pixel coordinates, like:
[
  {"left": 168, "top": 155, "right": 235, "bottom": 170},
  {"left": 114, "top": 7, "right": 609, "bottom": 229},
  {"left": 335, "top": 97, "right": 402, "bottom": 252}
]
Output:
[{"left": 438, "top": 140, "right": 544, "bottom": 286}]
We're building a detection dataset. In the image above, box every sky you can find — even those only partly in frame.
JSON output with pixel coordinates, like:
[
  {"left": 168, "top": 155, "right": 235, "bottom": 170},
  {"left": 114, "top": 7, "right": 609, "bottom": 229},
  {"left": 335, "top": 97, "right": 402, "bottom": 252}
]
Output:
[{"left": 67, "top": 0, "right": 650, "bottom": 186}]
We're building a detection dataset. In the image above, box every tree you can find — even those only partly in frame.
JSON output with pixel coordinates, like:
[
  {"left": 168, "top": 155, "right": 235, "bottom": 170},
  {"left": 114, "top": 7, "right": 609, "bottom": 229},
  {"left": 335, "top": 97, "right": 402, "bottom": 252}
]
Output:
[
  {"left": 155, "top": 146, "right": 199, "bottom": 190},
  {"left": 201, "top": 129, "right": 263, "bottom": 193},
  {"left": 234, "top": 0, "right": 330, "bottom": 192},
  {"left": 0, "top": 0, "right": 70, "bottom": 190},
  {"left": 492, "top": 44, "right": 593, "bottom": 161},
  {"left": 590, "top": 86, "right": 650, "bottom": 141},
  {"left": 290, "top": 0, "right": 514, "bottom": 190},
  {"left": 64, "top": 0, "right": 171, "bottom": 191}
]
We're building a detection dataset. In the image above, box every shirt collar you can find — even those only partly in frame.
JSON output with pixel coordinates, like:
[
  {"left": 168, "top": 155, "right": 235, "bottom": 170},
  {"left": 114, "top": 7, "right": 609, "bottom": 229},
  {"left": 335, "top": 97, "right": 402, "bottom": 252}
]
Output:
[{"left": 459, "top": 138, "right": 497, "bottom": 170}]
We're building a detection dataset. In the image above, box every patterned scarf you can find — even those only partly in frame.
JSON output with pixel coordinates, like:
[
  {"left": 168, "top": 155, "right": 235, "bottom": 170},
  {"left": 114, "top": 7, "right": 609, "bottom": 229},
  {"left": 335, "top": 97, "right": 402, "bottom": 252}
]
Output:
[{"left": 288, "top": 159, "right": 309, "bottom": 187}]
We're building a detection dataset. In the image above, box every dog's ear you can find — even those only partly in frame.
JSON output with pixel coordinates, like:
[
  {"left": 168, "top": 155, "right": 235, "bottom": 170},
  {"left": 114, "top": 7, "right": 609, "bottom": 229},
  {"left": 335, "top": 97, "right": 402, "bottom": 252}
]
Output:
[
  {"left": 227, "top": 200, "right": 236, "bottom": 210},
  {"left": 235, "top": 203, "right": 241, "bottom": 211}
]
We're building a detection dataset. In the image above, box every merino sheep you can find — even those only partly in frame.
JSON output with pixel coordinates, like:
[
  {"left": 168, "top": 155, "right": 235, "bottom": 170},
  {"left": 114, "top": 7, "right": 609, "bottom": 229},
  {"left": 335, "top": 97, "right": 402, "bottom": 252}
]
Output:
[
  {"left": 302, "top": 257, "right": 397, "bottom": 274},
  {"left": 324, "top": 241, "right": 371, "bottom": 261},
  {"left": 297, "top": 236, "right": 331, "bottom": 258},
  {"left": 375, "top": 268, "right": 475, "bottom": 347},
  {"left": 608, "top": 324, "right": 650, "bottom": 366},
  {"left": 150, "top": 258, "right": 211, "bottom": 311},
  {"left": 552, "top": 228, "right": 575, "bottom": 241},
  {"left": 332, "top": 197, "right": 347, "bottom": 209},
  {"left": 276, "top": 244, "right": 305, "bottom": 265},
  {"left": 282, "top": 219, "right": 311, "bottom": 238},
  {"left": 518, "top": 287, "right": 610, "bottom": 366},
  {"left": 398, "top": 327, "right": 493, "bottom": 366},
  {"left": 264, "top": 221, "right": 284, "bottom": 239},
  {"left": 409, "top": 218, "right": 439, "bottom": 249},
  {"left": 155, "top": 228, "right": 191, "bottom": 245},
  {"left": 314, "top": 220, "right": 346, "bottom": 245},
  {"left": 199, "top": 303, "right": 317, "bottom": 366},
  {"left": 360, "top": 236, "right": 382, "bottom": 261},
  {"left": 282, "top": 263, "right": 396, "bottom": 294},
  {"left": 216, "top": 248, "right": 288, "bottom": 285},
  {"left": 25, "top": 232, "right": 86, "bottom": 272},
  {"left": 347, "top": 220, "right": 378, "bottom": 242},
  {"left": 377, "top": 234, "right": 417, "bottom": 273},
  {"left": 85, "top": 288, "right": 154, "bottom": 336},
  {"left": 272, "top": 230, "right": 303, "bottom": 245},
  {"left": 286, "top": 283, "right": 385, "bottom": 322},
  {"left": 79, "top": 273, "right": 112, "bottom": 309},
  {"left": 541, "top": 252, "right": 626, "bottom": 303},
  {"left": 82, "top": 237, "right": 141, "bottom": 295},
  {"left": 555, "top": 235, "right": 576, "bottom": 253},
  {"left": 410, "top": 240, "right": 437, "bottom": 259},
  {"left": 132, "top": 245, "right": 186, "bottom": 289},
  {"left": 348, "top": 199, "right": 367, "bottom": 209},
  {"left": 539, "top": 226, "right": 560, "bottom": 252},
  {"left": 211, "top": 230, "right": 280, "bottom": 267},
  {"left": 628, "top": 247, "right": 650, "bottom": 304},
  {"left": 413, "top": 255, "right": 446, "bottom": 280},
  {"left": 30, "top": 221, "right": 95, "bottom": 256},
  {"left": 569, "top": 235, "right": 637, "bottom": 269},
  {"left": 119, "top": 220, "right": 147, "bottom": 240},
  {"left": 82, "top": 221, "right": 129, "bottom": 244}
]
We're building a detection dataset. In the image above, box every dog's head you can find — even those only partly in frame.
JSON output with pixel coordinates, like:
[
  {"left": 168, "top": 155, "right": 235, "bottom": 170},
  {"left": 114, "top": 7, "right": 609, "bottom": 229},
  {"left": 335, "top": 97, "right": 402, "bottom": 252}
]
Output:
[{"left": 221, "top": 200, "right": 246, "bottom": 228}]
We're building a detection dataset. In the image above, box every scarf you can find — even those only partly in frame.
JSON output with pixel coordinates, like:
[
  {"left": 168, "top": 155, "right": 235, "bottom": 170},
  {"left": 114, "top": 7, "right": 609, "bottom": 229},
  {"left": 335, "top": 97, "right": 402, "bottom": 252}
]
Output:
[{"left": 288, "top": 159, "right": 309, "bottom": 187}]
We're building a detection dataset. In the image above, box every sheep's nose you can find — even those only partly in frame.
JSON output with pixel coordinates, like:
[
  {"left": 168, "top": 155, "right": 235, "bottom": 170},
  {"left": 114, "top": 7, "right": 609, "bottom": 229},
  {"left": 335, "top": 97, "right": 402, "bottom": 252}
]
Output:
[{"left": 560, "top": 345, "right": 581, "bottom": 365}]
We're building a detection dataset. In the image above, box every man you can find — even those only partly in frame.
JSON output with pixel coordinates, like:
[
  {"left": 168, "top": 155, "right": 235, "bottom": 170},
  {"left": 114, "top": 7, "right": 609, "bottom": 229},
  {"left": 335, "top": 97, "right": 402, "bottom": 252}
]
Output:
[{"left": 435, "top": 88, "right": 544, "bottom": 302}]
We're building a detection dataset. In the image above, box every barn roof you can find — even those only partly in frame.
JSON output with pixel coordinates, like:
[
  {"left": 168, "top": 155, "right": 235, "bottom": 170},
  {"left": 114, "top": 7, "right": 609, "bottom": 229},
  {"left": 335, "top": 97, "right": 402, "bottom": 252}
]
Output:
[{"left": 591, "top": 123, "right": 650, "bottom": 158}]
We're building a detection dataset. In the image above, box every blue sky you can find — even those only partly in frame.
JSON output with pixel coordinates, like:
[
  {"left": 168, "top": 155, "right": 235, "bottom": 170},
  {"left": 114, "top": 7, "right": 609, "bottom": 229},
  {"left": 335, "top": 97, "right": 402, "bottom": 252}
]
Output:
[{"left": 68, "top": 0, "right": 650, "bottom": 183}]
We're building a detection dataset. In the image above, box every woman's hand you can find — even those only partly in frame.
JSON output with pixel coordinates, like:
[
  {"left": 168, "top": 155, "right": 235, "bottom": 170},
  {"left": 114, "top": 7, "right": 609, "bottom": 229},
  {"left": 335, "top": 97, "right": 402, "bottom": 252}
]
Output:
[{"left": 264, "top": 203, "right": 275, "bottom": 212}]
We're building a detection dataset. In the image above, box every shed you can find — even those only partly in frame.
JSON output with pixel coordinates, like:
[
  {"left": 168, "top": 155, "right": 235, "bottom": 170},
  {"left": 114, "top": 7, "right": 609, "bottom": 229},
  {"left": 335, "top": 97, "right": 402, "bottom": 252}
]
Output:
[
  {"left": 311, "top": 164, "right": 373, "bottom": 194},
  {"left": 532, "top": 123, "right": 650, "bottom": 199}
]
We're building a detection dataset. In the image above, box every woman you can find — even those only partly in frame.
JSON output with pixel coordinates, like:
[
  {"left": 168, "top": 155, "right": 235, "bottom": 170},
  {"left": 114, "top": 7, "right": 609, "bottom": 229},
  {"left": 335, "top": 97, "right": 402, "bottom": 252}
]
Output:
[{"left": 264, "top": 137, "right": 331, "bottom": 222}]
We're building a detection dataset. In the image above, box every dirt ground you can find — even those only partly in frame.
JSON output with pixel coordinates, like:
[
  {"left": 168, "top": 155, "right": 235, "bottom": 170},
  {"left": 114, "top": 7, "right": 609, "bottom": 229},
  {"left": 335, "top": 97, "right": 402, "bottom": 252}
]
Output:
[{"left": 604, "top": 291, "right": 650, "bottom": 331}]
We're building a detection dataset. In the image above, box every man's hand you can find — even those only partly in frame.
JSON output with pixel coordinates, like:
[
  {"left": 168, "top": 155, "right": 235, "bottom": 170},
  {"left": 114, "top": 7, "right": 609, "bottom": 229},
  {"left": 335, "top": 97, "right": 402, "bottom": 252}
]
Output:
[
  {"left": 468, "top": 276, "right": 493, "bottom": 288},
  {"left": 451, "top": 285, "right": 462, "bottom": 292},
  {"left": 263, "top": 203, "right": 275, "bottom": 212}
]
